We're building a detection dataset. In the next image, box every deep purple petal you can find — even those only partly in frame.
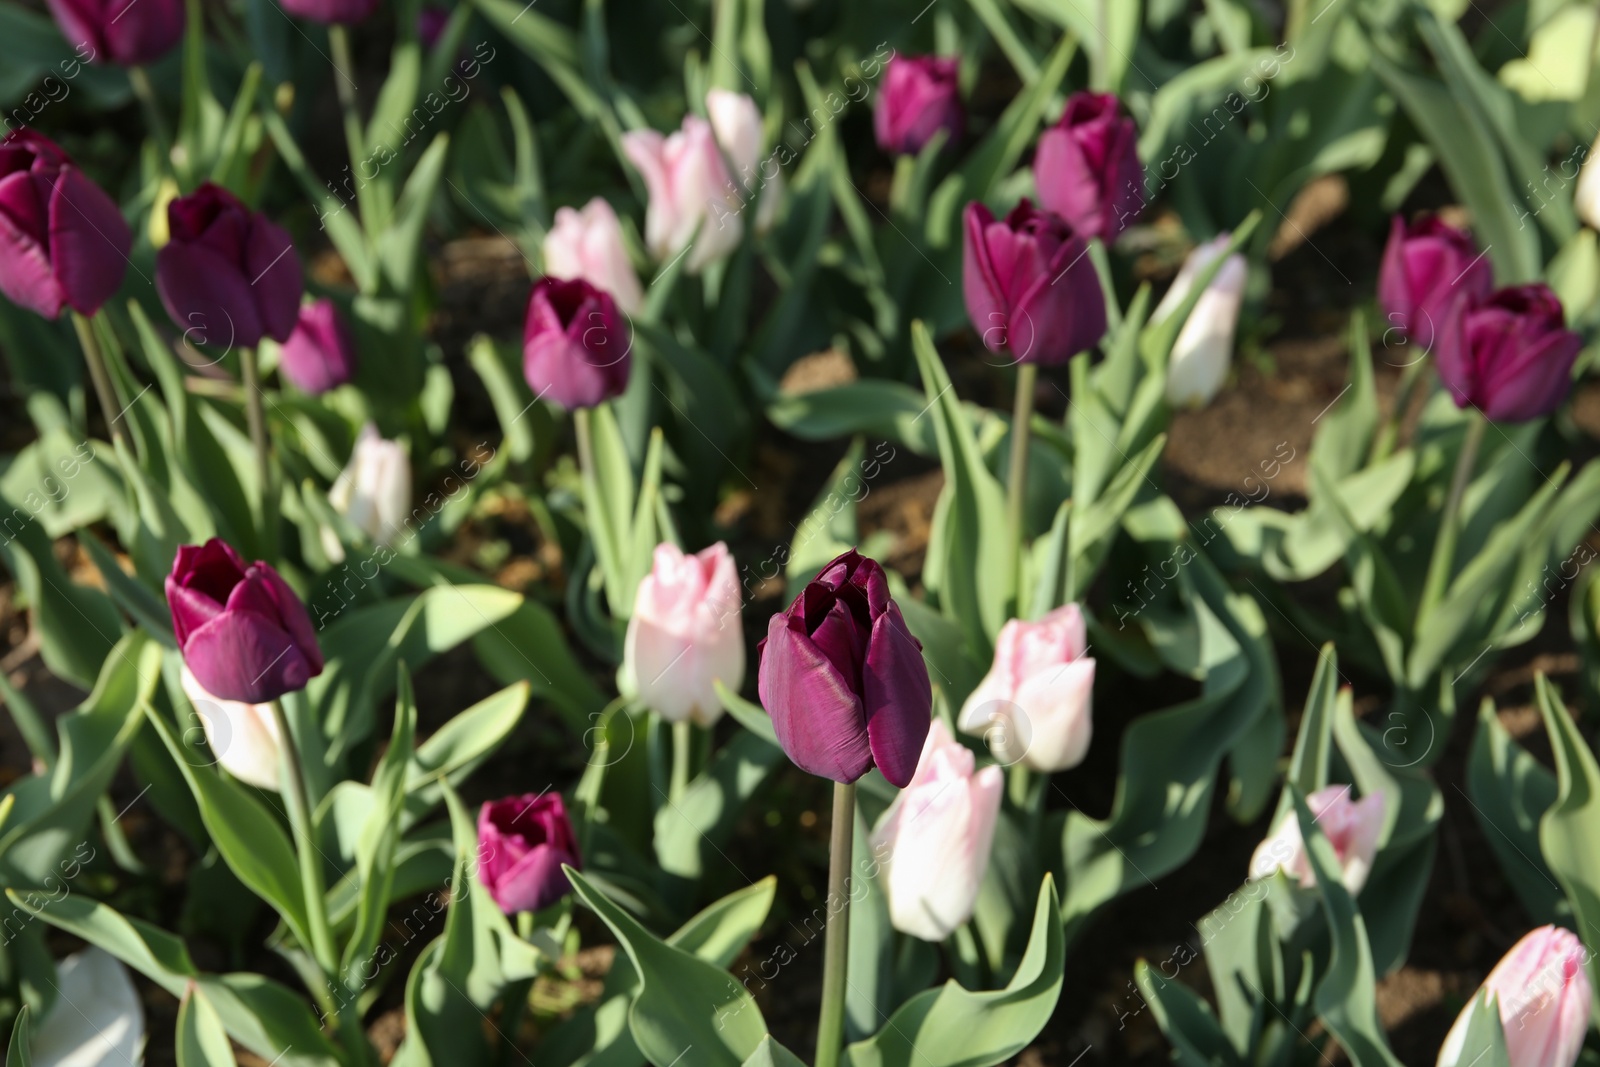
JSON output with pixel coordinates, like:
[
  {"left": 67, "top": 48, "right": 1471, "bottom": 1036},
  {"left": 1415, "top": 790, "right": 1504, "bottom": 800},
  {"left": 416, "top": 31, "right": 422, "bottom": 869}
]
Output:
[
  {"left": 182, "top": 612, "right": 313, "bottom": 703},
  {"left": 244, "top": 217, "right": 304, "bottom": 343},
  {"left": 757, "top": 613, "right": 872, "bottom": 783},
  {"left": 861, "top": 605, "right": 931, "bottom": 788},
  {"left": 47, "top": 165, "right": 131, "bottom": 315},
  {"left": 156, "top": 239, "right": 263, "bottom": 348}
]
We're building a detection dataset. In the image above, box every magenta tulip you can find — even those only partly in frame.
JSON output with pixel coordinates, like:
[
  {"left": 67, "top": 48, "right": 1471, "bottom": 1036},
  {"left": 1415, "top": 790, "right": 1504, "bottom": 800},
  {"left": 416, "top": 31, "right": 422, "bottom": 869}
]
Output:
[
  {"left": 477, "top": 793, "right": 581, "bottom": 914},
  {"left": 756, "top": 549, "right": 931, "bottom": 788},
  {"left": 0, "top": 131, "right": 130, "bottom": 319},
  {"left": 46, "top": 0, "right": 185, "bottom": 66},
  {"left": 278, "top": 299, "right": 356, "bottom": 395},
  {"left": 1034, "top": 91, "right": 1144, "bottom": 244},
  {"left": 1378, "top": 214, "right": 1492, "bottom": 355},
  {"left": 522, "top": 276, "right": 631, "bottom": 409},
  {"left": 1438, "top": 284, "right": 1581, "bottom": 423},
  {"left": 156, "top": 183, "right": 302, "bottom": 350},
  {"left": 874, "top": 55, "right": 963, "bottom": 156},
  {"left": 963, "top": 199, "right": 1105, "bottom": 366},
  {"left": 166, "top": 539, "right": 324, "bottom": 704}
]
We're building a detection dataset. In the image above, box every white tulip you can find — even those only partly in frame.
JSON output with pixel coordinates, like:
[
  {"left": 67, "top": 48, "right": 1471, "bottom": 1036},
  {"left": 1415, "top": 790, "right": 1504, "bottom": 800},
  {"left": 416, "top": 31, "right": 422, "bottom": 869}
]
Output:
[
  {"left": 323, "top": 424, "right": 411, "bottom": 563},
  {"left": 1577, "top": 134, "right": 1600, "bottom": 233},
  {"left": 180, "top": 663, "right": 283, "bottom": 792},
  {"left": 957, "top": 605, "right": 1095, "bottom": 773},
  {"left": 1154, "top": 234, "right": 1248, "bottom": 409},
  {"left": 706, "top": 89, "right": 783, "bottom": 235},
  {"left": 32, "top": 948, "right": 144, "bottom": 1067}
]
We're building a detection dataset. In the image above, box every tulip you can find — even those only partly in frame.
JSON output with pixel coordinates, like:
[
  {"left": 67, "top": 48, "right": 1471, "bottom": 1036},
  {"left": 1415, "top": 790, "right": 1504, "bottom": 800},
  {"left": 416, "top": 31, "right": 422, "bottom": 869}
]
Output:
[
  {"left": 621, "top": 115, "right": 742, "bottom": 273},
  {"left": 874, "top": 55, "right": 963, "bottom": 156},
  {"left": 1577, "top": 135, "right": 1600, "bottom": 233},
  {"left": 963, "top": 199, "right": 1105, "bottom": 366},
  {"left": 477, "top": 793, "right": 581, "bottom": 914},
  {"left": 522, "top": 276, "right": 632, "bottom": 409},
  {"left": 706, "top": 88, "right": 782, "bottom": 235},
  {"left": 30, "top": 948, "right": 144, "bottom": 1066},
  {"left": 869, "top": 720, "right": 1002, "bottom": 941},
  {"left": 1377, "top": 214, "right": 1492, "bottom": 355},
  {"left": 0, "top": 131, "right": 131, "bottom": 319},
  {"left": 166, "top": 538, "right": 325, "bottom": 704},
  {"left": 278, "top": 298, "right": 357, "bottom": 395},
  {"left": 1153, "top": 234, "right": 1249, "bottom": 408},
  {"left": 1437, "top": 284, "right": 1582, "bottom": 423},
  {"left": 278, "top": 0, "right": 379, "bottom": 24},
  {"left": 46, "top": 0, "right": 184, "bottom": 66},
  {"left": 1034, "top": 91, "right": 1144, "bottom": 244},
  {"left": 543, "top": 198, "right": 645, "bottom": 316},
  {"left": 1248, "top": 784, "right": 1386, "bottom": 894},
  {"left": 1437, "top": 925, "right": 1591, "bottom": 1067},
  {"left": 179, "top": 663, "right": 282, "bottom": 791},
  {"left": 325, "top": 424, "right": 410, "bottom": 557},
  {"left": 956, "top": 604, "right": 1095, "bottom": 773},
  {"left": 622, "top": 542, "right": 744, "bottom": 726},
  {"left": 417, "top": 4, "right": 449, "bottom": 48},
  {"left": 756, "top": 548, "right": 932, "bottom": 788},
  {"left": 156, "top": 183, "right": 303, "bottom": 350}
]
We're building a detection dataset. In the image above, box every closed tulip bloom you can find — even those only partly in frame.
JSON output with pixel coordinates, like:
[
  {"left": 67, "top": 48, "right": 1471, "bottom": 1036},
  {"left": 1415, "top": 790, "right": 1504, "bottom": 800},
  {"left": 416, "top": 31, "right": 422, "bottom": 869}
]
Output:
[
  {"left": 621, "top": 115, "right": 741, "bottom": 273},
  {"left": 956, "top": 604, "right": 1095, "bottom": 773},
  {"left": 874, "top": 55, "right": 963, "bottom": 156},
  {"left": 757, "top": 549, "right": 932, "bottom": 788},
  {"left": 543, "top": 198, "right": 644, "bottom": 315},
  {"left": 47, "top": 0, "right": 184, "bottom": 65},
  {"left": 1377, "top": 214, "right": 1492, "bottom": 354},
  {"left": 1437, "top": 925, "right": 1591, "bottom": 1067},
  {"left": 1438, "top": 284, "right": 1582, "bottom": 423},
  {"left": 327, "top": 423, "right": 410, "bottom": 549},
  {"left": 963, "top": 200, "right": 1105, "bottom": 366},
  {"left": 179, "top": 663, "right": 283, "bottom": 791},
  {"left": 706, "top": 89, "right": 782, "bottom": 235},
  {"left": 166, "top": 539, "right": 325, "bottom": 704},
  {"left": 30, "top": 948, "right": 144, "bottom": 1067},
  {"left": 278, "top": 298, "right": 357, "bottom": 394},
  {"left": 1577, "top": 135, "right": 1600, "bottom": 233},
  {"left": 522, "top": 276, "right": 631, "bottom": 409},
  {"left": 477, "top": 793, "right": 581, "bottom": 914},
  {"left": 1154, "top": 234, "right": 1248, "bottom": 408},
  {"left": 1034, "top": 91, "right": 1144, "bottom": 244},
  {"left": 0, "top": 131, "right": 130, "bottom": 319},
  {"left": 278, "top": 0, "right": 379, "bottom": 23},
  {"left": 1248, "top": 784, "right": 1386, "bottom": 894},
  {"left": 870, "top": 720, "right": 1002, "bottom": 941},
  {"left": 622, "top": 542, "right": 744, "bottom": 726},
  {"left": 156, "top": 183, "right": 303, "bottom": 350}
]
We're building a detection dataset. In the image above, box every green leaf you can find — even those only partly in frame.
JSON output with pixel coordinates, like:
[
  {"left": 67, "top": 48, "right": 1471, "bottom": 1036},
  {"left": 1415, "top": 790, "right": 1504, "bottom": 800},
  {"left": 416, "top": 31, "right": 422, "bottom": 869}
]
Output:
[
  {"left": 6, "top": 1005, "right": 30, "bottom": 1067},
  {"left": 1450, "top": 989, "right": 1512, "bottom": 1067},
  {"left": 177, "top": 983, "right": 239, "bottom": 1067},
  {"left": 1537, "top": 675, "right": 1600, "bottom": 973},
  {"left": 654, "top": 729, "right": 784, "bottom": 882},
  {"left": 1468, "top": 699, "right": 1564, "bottom": 923},
  {"left": 716, "top": 682, "right": 780, "bottom": 750},
  {"left": 403, "top": 682, "right": 530, "bottom": 826},
  {"left": 742, "top": 1037, "right": 808, "bottom": 1067},
  {"left": 378, "top": 133, "right": 451, "bottom": 292},
  {"left": 762, "top": 380, "right": 939, "bottom": 455},
  {"left": 0, "top": 513, "right": 122, "bottom": 689},
  {"left": 1133, "top": 959, "right": 1241, "bottom": 1067}
]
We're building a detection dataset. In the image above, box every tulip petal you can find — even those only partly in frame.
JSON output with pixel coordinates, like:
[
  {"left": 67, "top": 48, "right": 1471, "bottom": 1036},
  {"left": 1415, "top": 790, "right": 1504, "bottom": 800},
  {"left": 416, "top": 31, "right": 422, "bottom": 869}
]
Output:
[
  {"left": 30, "top": 947, "right": 144, "bottom": 1067},
  {"left": 182, "top": 612, "right": 314, "bottom": 704},
  {"left": 1012, "top": 656, "right": 1095, "bottom": 772},
  {"left": 245, "top": 216, "right": 304, "bottom": 343},
  {"left": 47, "top": 165, "right": 132, "bottom": 315},
  {"left": 156, "top": 239, "right": 264, "bottom": 349},
  {"left": 490, "top": 845, "right": 578, "bottom": 914},
  {"left": 759, "top": 613, "right": 873, "bottom": 784},
  {"left": 862, "top": 605, "right": 932, "bottom": 788}
]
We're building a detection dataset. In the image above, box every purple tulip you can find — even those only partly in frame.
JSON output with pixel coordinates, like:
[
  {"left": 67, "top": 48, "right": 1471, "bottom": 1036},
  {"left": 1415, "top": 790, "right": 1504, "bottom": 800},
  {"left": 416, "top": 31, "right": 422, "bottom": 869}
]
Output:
[
  {"left": 522, "top": 276, "right": 631, "bottom": 410},
  {"left": 477, "top": 793, "right": 581, "bottom": 914},
  {"left": 874, "top": 55, "right": 963, "bottom": 156},
  {"left": 1034, "top": 91, "right": 1144, "bottom": 244},
  {"left": 962, "top": 199, "right": 1105, "bottom": 366},
  {"left": 1378, "top": 214, "right": 1492, "bottom": 355},
  {"left": 417, "top": 4, "right": 449, "bottom": 48},
  {"left": 0, "top": 131, "right": 130, "bottom": 320},
  {"left": 278, "top": 0, "right": 379, "bottom": 24},
  {"left": 279, "top": 299, "right": 356, "bottom": 395},
  {"left": 756, "top": 549, "right": 932, "bottom": 788},
  {"left": 1437, "top": 284, "right": 1581, "bottom": 423},
  {"left": 45, "top": 0, "right": 184, "bottom": 66},
  {"left": 166, "top": 539, "right": 325, "bottom": 704},
  {"left": 156, "top": 183, "right": 302, "bottom": 350}
]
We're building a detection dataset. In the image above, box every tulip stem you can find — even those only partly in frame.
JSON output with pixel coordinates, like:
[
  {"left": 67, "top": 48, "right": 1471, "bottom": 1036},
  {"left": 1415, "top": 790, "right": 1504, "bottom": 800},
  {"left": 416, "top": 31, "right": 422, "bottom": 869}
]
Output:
[
  {"left": 1368, "top": 353, "right": 1428, "bottom": 465},
  {"left": 815, "top": 781, "right": 855, "bottom": 1067},
  {"left": 1006, "top": 362, "right": 1039, "bottom": 599},
  {"left": 127, "top": 67, "right": 176, "bottom": 177},
  {"left": 1417, "top": 412, "right": 1486, "bottom": 629},
  {"left": 327, "top": 26, "right": 378, "bottom": 237},
  {"left": 269, "top": 700, "right": 339, "bottom": 982},
  {"left": 239, "top": 346, "right": 277, "bottom": 555},
  {"left": 71, "top": 312, "right": 128, "bottom": 451},
  {"left": 670, "top": 720, "right": 693, "bottom": 803}
]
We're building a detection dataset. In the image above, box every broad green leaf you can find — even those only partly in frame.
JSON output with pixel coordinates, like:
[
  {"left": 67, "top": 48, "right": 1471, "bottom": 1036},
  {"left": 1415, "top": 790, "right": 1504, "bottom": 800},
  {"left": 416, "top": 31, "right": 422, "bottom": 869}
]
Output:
[
  {"left": 1537, "top": 675, "right": 1600, "bottom": 977},
  {"left": 1450, "top": 989, "right": 1512, "bottom": 1067},
  {"left": 403, "top": 682, "right": 530, "bottom": 826},
  {"left": 653, "top": 729, "right": 784, "bottom": 882},
  {"left": 5, "top": 1005, "right": 29, "bottom": 1067},
  {"left": 741, "top": 1037, "right": 808, "bottom": 1067},
  {"left": 177, "top": 984, "right": 239, "bottom": 1067},
  {"left": 716, "top": 682, "right": 779, "bottom": 750},
  {"left": 1134, "top": 959, "right": 1241, "bottom": 1067},
  {"left": 1467, "top": 699, "right": 1563, "bottom": 923},
  {"left": 0, "top": 514, "right": 121, "bottom": 688}
]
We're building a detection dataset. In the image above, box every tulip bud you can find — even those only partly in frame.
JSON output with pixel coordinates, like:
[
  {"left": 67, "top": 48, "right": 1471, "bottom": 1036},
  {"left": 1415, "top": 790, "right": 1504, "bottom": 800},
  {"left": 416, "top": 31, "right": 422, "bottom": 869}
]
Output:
[
  {"left": 543, "top": 198, "right": 645, "bottom": 316},
  {"left": 622, "top": 542, "right": 744, "bottom": 726},
  {"left": 956, "top": 604, "right": 1094, "bottom": 773},
  {"left": 1377, "top": 214, "right": 1492, "bottom": 355},
  {"left": 869, "top": 720, "right": 1002, "bottom": 942},
  {"left": 1034, "top": 91, "right": 1144, "bottom": 244},
  {"left": 278, "top": 298, "right": 357, "bottom": 395},
  {"left": 1437, "top": 925, "right": 1591, "bottom": 1067},
  {"left": 621, "top": 116, "right": 742, "bottom": 273},
  {"left": 706, "top": 89, "right": 783, "bottom": 236},
  {"left": 30, "top": 948, "right": 143, "bottom": 1066},
  {"left": 325, "top": 424, "right": 410, "bottom": 557},
  {"left": 1248, "top": 784, "right": 1385, "bottom": 895},
  {"left": 874, "top": 55, "right": 963, "bottom": 156},
  {"left": 756, "top": 548, "right": 932, "bottom": 788},
  {"left": 477, "top": 793, "right": 581, "bottom": 914},
  {"left": 1577, "top": 136, "right": 1600, "bottom": 233},
  {"left": 156, "top": 183, "right": 303, "bottom": 350},
  {"left": 278, "top": 0, "right": 379, "bottom": 24},
  {"left": 0, "top": 131, "right": 131, "bottom": 319},
  {"left": 179, "top": 663, "right": 283, "bottom": 791},
  {"left": 166, "top": 539, "right": 325, "bottom": 704},
  {"left": 1437, "top": 284, "right": 1582, "bottom": 423},
  {"left": 1153, "top": 234, "right": 1248, "bottom": 408},
  {"left": 962, "top": 199, "right": 1105, "bottom": 366},
  {"left": 522, "top": 276, "right": 632, "bottom": 409},
  {"left": 46, "top": 0, "right": 185, "bottom": 66}
]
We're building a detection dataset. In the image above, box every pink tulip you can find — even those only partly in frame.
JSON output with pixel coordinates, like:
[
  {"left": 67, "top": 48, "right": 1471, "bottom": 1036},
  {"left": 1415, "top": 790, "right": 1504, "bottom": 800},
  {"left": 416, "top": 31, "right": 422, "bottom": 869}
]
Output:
[
  {"left": 621, "top": 116, "right": 741, "bottom": 273},
  {"left": 1437, "top": 925, "right": 1591, "bottom": 1067},
  {"left": 1248, "top": 784, "right": 1385, "bottom": 894},
  {"left": 705, "top": 89, "right": 781, "bottom": 235},
  {"left": 956, "top": 605, "right": 1094, "bottom": 772},
  {"left": 1034, "top": 91, "right": 1144, "bottom": 244},
  {"left": 874, "top": 55, "right": 963, "bottom": 156},
  {"left": 869, "top": 720, "right": 1003, "bottom": 941},
  {"left": 622, "top": 542, "right": 745, "bottom": 726},
  {"left": 543, "top": 198, "right": 644, "bottom": 316}
]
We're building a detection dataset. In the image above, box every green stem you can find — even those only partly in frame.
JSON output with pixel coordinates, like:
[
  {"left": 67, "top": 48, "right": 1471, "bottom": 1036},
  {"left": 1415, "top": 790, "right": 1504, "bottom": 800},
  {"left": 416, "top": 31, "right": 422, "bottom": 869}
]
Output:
[
  {"left": 670, "top": 719, "right": 692, "bottom": 803},
  {"left": 1006, "top": 362, "right": 1039, "bottom": 600},
  {"left": 70, "top": 312, "right": 127, "bottom": 450},
  {"left": 238, "top": 346, "right": 276, "bottom": 555},
  {"left": 815, "top": 782, "right": 855, "bottom": 1067},
  {"left": 1417, "top": 413, "right": 1487, "bottom": 628},
  {"left": 1368, "top": 353, "right": 1428, "bottom": 465},
  {"left": 127, "top": 67, "right": 176, "bottom": 177},
  {"left": 268, "top": 701, "right": 338, "bottom": 976},
  {"left": 327, "top": 26, "right": 378, "bottom": 235},
  {"left": 1007, "top": 764, "right": 1032, "bottom": 810}
]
